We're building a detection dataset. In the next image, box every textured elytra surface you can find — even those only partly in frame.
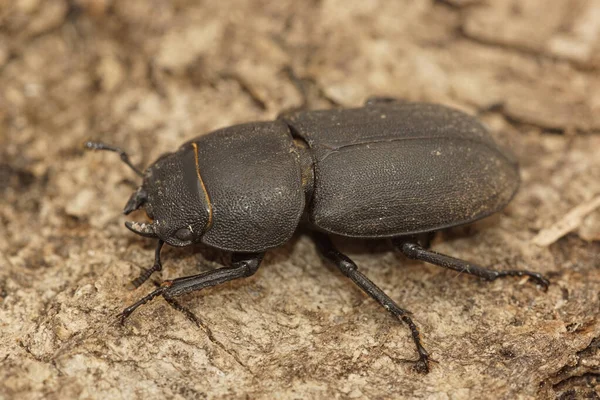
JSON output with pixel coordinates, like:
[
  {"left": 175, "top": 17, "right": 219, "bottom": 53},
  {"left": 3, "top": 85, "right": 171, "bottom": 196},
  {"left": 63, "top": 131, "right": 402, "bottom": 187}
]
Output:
[
  {"left": 1, "top": 0, "right": 600, "bottom": 399},
  {"left": 284, "top": 103, "right": 519, "bottom": 237}
]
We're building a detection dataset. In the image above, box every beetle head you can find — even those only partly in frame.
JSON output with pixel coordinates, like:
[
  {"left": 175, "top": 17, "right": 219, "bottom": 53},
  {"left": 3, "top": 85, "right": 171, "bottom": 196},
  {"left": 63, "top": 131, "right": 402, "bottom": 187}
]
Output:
[{"left": 124, "top": 145, "right": 211, "bottom": 247}]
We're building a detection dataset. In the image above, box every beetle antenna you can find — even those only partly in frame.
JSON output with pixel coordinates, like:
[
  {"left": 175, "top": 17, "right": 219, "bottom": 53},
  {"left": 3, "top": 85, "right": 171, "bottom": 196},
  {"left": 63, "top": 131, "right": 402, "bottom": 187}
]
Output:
[{"left": 84, "top": 141, "right": 144, "bottom": 177}]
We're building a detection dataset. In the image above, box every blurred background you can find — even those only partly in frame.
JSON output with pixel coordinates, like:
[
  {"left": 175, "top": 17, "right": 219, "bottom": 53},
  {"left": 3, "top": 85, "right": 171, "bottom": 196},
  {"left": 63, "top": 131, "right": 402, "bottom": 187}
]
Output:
[{"left": 1, "top": 0, "right": 599, "bottom": 398}]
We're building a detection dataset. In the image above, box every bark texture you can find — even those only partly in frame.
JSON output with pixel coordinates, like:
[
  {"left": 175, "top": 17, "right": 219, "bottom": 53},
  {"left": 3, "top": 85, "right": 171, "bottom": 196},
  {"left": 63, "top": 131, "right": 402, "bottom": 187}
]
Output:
[{"left": 1, "top": 0, "right": 599, "bottom": 398}]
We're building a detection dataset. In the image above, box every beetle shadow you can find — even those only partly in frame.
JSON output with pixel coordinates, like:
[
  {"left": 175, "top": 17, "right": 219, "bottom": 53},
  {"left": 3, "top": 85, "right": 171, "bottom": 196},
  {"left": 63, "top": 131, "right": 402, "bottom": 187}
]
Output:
[
  {"left": 303, "top": 215, "right": 505, "bottom": 270},
  {"left": 121, "top": 215, "right": 502, "bottom": 287},
  {"left": 123, "top": 232, "right": 305, "bottom": 279}
]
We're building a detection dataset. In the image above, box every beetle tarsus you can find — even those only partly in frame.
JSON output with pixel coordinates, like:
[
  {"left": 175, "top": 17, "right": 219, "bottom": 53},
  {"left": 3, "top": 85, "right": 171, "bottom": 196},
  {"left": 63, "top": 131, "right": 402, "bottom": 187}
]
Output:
[
  {"left": 130, "top": 267, "right": 157, "bottom": 289},
  {"left": 489, "top": 270, "right": 550, "bottom": 290},
  {"left": 397, "top": 313, "right": 431, "bottom": 374},
  {"left": 413, "top": 356, "right": 430, "bottom": 374},
  {"left": 117, "top": 285, "right": 169, "bottom": 324},
  {"left": 312, "top": 231, "right": 431, "bottom": 374},
  {"left": 130, "top": 240, "right": 164, "bottom": 289},
  {"left": 393, "top": 238, "right": 550, "bottom": 290}
]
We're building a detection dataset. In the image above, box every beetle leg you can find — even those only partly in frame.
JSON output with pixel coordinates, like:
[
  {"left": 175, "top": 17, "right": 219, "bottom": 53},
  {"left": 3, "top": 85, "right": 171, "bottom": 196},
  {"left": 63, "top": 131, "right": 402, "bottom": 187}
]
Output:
[
  {"left": 312, "top": 232, "right": 431, "bottom": 374},
  {"left": 117, "top": 252, "right": 264, "bottom": 323},
  {"left": 130, "top": 239, "right": 164, "bottom": 289},
  {"left": 392, "top": 238, "right": 550, "bottom": 290}
]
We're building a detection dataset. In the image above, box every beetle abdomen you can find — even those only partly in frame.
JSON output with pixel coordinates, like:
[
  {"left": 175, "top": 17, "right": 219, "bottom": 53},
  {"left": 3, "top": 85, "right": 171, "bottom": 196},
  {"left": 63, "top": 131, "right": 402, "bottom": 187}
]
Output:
[{"left": 282, "top": 103, "right": 519, "bottom": 237}]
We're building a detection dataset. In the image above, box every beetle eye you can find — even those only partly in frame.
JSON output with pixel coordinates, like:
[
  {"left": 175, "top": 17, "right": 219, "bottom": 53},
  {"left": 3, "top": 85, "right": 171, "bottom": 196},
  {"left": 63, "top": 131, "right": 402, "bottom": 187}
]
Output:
[{"left": 175, "top": 227, "right": 193, "bottom": 241}]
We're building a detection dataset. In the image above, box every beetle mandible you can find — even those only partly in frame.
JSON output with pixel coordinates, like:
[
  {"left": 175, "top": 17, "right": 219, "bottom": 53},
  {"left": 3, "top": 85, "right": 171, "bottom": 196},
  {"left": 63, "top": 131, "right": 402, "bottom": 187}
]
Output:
[{"left": 85, "top": 98, "right": 549, "bottom": 373}]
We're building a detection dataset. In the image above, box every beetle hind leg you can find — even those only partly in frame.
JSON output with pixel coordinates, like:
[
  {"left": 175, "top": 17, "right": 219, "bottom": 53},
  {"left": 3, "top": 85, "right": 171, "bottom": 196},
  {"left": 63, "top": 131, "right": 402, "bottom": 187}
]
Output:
[
  {"left": 312, "top": 232, "right": 431, "bottom": 374},
  {"left": 392, "top": 238, "right": 549, "bottom": 290}
]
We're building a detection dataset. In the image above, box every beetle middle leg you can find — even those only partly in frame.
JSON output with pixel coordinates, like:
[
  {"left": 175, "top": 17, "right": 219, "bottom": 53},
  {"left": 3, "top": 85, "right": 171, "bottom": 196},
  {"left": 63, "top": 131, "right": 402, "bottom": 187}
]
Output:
[
  {"left": 312, "top": 232, "right": 431, "bottom": 373},
  {"left": 118, "top": 252, "right": 264, "bottom": 323},
  {"left": 392, "top": 237, "right": 549, "bottom": 289}
]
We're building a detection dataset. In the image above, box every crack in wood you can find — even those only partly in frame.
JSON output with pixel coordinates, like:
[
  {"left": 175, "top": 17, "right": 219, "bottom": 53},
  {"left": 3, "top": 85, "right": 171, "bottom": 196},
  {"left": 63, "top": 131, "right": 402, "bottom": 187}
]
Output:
[
  {"left": 164, "top": 297, "right": 256, "bottom": 378},
  {"left": 544, "top": 336, "right": 600, "bottom": 397}
]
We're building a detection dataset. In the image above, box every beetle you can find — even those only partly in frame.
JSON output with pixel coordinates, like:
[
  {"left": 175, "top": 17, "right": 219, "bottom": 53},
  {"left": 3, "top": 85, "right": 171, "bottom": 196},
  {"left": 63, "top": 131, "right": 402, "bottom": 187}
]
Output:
[{"left": 85, "top": 98, "right": 549, "bottom": 373}]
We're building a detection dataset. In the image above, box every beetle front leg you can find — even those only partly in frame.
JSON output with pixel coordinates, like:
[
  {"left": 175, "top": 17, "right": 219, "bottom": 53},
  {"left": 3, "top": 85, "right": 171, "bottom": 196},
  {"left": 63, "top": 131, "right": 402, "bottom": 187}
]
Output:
[
  {"left": 392, "top": 238, "right": 549, "bottom": 289},
  {"left": 130, "top": 239, "right": 164, "bottom": 289},
  {"left": 312, "top": 232, "right": 431, "bottom": 374},
  {"left": 118, "top": 252, "right": 265, "bottom": 323}
]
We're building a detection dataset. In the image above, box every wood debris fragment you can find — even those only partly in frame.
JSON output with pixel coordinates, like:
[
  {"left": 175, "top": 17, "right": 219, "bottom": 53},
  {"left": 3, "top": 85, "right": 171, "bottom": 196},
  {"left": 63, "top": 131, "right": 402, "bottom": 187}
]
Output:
[{"left": 532, "top": 194, "right": 600, "bottom": 246}]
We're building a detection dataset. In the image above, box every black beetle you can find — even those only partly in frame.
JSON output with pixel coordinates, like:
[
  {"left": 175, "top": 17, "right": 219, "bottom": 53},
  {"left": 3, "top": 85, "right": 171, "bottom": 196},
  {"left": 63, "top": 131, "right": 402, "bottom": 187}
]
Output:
[{"left": 85, "top": 98, "right": 548, "bottom": 373}]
